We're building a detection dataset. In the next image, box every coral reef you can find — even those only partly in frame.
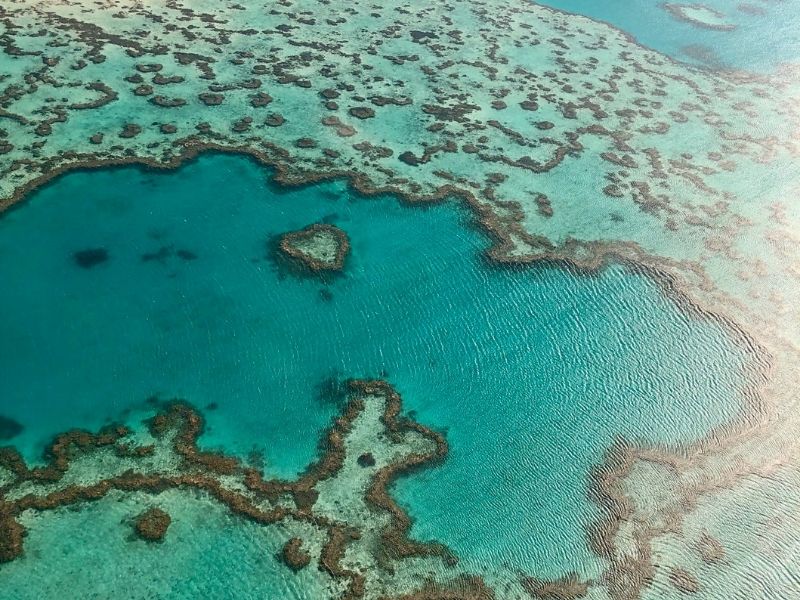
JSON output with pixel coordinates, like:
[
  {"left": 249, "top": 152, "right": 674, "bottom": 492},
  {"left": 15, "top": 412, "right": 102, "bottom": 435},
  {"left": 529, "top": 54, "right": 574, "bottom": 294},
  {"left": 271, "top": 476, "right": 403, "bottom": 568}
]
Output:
[
  {"left": 0, "top": 381, "right": 524, "bottom": 599},
  {"left": 0, "top": 0, "right": 799, "bottom": 598},
  {"left": 134, "top": 508, "right": 172, "bottom": 542},
  {"left": 279, "top": 224, "right": 350, "bottom": 272},
  {"left": 281, "top": 537, "right": 311, "bottom": 571}
]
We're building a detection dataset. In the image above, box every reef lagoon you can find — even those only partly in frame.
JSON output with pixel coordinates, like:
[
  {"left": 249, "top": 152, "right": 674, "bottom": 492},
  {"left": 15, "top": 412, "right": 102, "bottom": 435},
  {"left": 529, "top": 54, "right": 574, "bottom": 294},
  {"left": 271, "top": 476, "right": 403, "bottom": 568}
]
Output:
[
  {"left": 0, "top": 153, "right": 751, "bottom": 597},
  {"left": 1, "top": 0, "right": 800, "bottom": 599}
]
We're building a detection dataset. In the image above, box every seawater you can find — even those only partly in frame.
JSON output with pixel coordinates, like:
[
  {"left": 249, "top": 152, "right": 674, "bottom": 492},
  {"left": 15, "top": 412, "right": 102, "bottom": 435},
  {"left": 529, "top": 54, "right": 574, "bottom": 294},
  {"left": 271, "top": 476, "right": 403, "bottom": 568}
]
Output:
[
  {"left": 0, "top": 489, "right": 334, "bottom": 599},
  {"left": 536, "top": 0, "right": 800, "bottom": 71},
  {"left": 0, "top": 154, "right": 750, "bottom": 592}
]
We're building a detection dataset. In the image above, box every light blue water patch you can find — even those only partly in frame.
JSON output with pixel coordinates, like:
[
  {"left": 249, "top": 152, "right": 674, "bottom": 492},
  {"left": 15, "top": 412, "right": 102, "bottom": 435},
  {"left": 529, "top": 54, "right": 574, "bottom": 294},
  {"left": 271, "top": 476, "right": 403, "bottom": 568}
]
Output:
[
  {"left": 0, "top": 489, "right": 332, "bottom": 599},
  {"left": 535, "top": 0, "right": 800, "bottom": 72},
  {"left": 0, "top": 153, "right": 749, "bottom": 581}
]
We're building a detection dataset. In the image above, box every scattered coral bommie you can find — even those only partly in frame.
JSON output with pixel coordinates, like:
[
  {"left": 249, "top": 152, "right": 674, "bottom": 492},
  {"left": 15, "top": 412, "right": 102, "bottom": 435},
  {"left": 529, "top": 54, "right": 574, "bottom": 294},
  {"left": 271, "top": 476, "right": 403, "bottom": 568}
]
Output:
[
  {"left": 134, "top": 507, "right": 172, "bottom": 542},
  {"left": 0, "top": 381, "right": 541, "bottom": 598},
  {"left": 1, "top": 0, "right": 800, "bottom": 598}
]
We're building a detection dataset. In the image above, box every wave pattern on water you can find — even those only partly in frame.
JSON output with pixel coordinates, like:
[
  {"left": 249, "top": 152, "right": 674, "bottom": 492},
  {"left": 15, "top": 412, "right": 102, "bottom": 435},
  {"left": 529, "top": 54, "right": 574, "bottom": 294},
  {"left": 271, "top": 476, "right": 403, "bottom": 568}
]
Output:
[
  {"left": 0, "top": 155, "right": 753, "bottom": 597},
  {"left": 1, "top": 0, "right": 799, "bottom": 597}
]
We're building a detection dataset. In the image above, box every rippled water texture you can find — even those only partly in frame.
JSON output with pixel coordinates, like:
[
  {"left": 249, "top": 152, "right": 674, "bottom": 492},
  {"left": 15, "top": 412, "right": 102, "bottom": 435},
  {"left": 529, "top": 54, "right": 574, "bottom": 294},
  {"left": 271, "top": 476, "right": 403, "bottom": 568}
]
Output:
[{"left": 0, "top": 154, "right": 752, "bottom": 594}]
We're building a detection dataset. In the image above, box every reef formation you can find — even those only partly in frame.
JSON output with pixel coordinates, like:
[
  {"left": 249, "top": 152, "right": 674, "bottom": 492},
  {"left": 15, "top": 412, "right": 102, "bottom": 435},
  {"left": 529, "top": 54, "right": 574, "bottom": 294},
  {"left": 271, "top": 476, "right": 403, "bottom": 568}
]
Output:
[
  {"left": 1, "top": 0, "right": 800, "bottom": 598},
  {"left": 133, "top": 507, "right": 172, "bottom": 542},
  {"left": 662, "top": 4, "right": 736, "bottom": 31},
  {"left": 280, "top": 223, "right": 350, "bottom": 272},
  {"left": 0, "top": 0, "right": 798, "bottom": 352},
  {"left": 0, "top": 381, "right": 503, "bottom": 599}
]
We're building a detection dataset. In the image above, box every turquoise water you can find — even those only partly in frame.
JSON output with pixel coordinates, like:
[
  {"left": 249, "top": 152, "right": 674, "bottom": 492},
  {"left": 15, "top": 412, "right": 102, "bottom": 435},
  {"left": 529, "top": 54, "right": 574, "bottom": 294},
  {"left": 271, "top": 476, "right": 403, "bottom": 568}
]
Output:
[
  {"left": 0, "top": 153, "right": 751, "bottom": 589},
  {"left": 536, "top": 0, "right": 800, "bottom": 71},
  {"left": 0, "top": 488, "right": 332, "bottom": 599}
]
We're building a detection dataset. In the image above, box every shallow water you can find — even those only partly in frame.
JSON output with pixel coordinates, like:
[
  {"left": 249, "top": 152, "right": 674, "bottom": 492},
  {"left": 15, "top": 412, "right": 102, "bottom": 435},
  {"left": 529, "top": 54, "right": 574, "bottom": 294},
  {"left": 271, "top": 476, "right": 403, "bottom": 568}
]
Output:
[
  {"left": 536, "top": 0, "right": 800, "bottom": 71},
  {"left": 0, "top": 153, "right": 751, "bottom": 590},
  {"left": 1, "top": 489, "right": 332, "bottom": 600}
]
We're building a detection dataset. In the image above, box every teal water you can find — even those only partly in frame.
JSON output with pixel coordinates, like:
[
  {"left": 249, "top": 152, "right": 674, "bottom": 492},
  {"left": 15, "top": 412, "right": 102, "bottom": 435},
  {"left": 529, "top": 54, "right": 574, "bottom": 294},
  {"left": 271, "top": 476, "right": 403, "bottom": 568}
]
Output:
[
  {"left": 0, "top": 489, "right": 332, "bottom": 599},
  {"left": 0, "top": 154, "right": 749, "bottom": 587},
  {"left": 536, "top": 0, "right": 800, "bottom": 71}
]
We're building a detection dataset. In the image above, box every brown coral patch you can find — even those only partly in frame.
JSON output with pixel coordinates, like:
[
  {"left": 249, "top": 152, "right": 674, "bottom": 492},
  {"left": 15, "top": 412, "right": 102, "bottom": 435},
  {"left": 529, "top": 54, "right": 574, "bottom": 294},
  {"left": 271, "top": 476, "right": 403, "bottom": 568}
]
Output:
[
  {"left": 278, "top": 223, "right": 350, "bottom": 272},
  {"left": 281, "top": 537, "right": 311, "bottom": 570},
  {"left": 352, "top": 381, "right": 455, "bottom": 567},
  {"left": 357, "top": 452, "right": 376, "bottom": 467},
  {"left": 0, "top": 380, "right": 466, "bottom": 598},
  {"left": 250, "top": 92, "right": 273, "bottom": 107},
  {"left": 120, "top": 124, "right": 142, "bottom": 138},
  {"left": 149, "top": 96, "right": 187, "bottom": 108},
  {"left": 0, "top": 506, "right": 24, "bottom": 563},
  {"left": 349, "top": 106, "right": 375, "bottom": 119},
  {"left": 198, "top": 92, "right": 224, "bottom": 106},
  {"left": 521, "top": 573, "right": 589, "bottom": 599},
  {"left": 265, "top": 113, "right": 285, "bottom": 127},
  {"left": 134, "top": 507, "right": 172, "bottom": 542}
]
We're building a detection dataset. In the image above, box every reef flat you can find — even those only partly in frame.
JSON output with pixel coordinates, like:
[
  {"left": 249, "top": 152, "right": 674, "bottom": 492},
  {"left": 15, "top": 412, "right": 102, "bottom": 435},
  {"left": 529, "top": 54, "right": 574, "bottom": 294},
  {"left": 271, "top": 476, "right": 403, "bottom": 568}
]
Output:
[
  {"left": 1, "top": 0, "right": 800, "bottom": 599},
  {"left": 0, "top": 380, "right": 492, "bottom": 599},
  {"left": 1, "top": 0, "right": 799, "bottom": 321},
  {"left": 0, "top": 0, "right": 797, "bottom": 277}
]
